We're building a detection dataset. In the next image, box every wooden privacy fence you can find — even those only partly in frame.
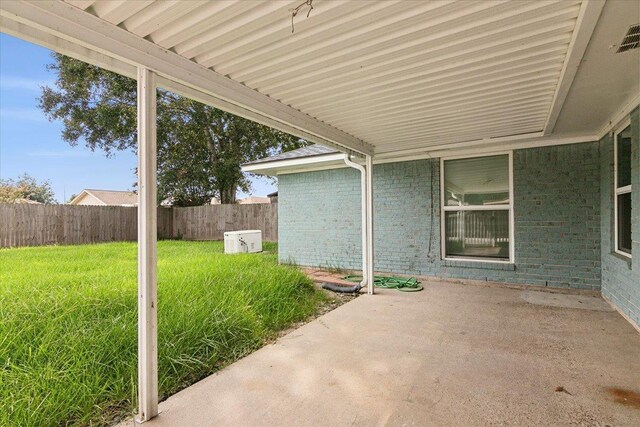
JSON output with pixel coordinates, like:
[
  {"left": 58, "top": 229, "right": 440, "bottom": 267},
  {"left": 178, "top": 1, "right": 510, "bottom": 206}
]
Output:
[
  {"left": 173, "top": 204, "right": 277, "bottom": 241},
  {"left": 0, "top": 203, "right": 277, "bottom": 248}
]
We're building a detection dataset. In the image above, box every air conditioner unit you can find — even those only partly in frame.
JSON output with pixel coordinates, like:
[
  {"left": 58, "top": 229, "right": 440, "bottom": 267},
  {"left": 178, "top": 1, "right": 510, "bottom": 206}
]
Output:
[{"left": 224, "top": 230, "right": 262, "bottom": 254}]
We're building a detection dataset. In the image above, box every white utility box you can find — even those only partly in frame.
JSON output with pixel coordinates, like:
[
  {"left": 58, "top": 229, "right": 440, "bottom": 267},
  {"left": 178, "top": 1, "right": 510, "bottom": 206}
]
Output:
[{"left": 224, "top": 230, "right": 262, "bottom": 254}]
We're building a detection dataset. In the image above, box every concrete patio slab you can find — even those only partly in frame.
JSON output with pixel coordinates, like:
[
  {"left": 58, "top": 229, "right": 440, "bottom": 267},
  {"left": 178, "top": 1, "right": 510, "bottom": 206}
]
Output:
[
  {"left": 519, "top": 289, "right": 616, "bottom": 311},
  {"left": 122, "top": 280, "right": 640, "bottom": 426}
]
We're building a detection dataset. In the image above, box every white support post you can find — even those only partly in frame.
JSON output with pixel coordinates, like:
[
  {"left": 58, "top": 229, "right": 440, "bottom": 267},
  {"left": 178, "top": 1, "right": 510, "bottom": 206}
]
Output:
[
  {"left": 137, "top": 67, "right": 158, "bottom": 423},
  {"left": 365, "top": 155, "right": 374, "bottom": 295}
]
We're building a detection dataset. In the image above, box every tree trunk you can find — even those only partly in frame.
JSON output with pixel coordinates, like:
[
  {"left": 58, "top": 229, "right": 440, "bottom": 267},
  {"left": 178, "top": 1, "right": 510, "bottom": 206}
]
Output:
[{"left": 220, "top": 186, "right": 236, "bottom": 204}]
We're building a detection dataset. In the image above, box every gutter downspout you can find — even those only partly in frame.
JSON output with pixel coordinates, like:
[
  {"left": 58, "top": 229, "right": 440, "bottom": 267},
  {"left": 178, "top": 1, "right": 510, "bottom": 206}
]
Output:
[
  {"left": 343, "top": 153, "right": 367, "bottom": 291},
  {"left": 365, "top": 154, "right": 374, "bottom": 295}
]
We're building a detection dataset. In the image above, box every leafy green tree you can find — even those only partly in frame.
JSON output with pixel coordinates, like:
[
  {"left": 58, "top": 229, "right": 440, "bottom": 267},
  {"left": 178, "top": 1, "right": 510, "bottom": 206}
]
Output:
[
  {"left": 0, "top": 173, "right": 56, "bottom": 204},
  {"left": 39, "top": 54, "right": 306, "bottom": 205}
]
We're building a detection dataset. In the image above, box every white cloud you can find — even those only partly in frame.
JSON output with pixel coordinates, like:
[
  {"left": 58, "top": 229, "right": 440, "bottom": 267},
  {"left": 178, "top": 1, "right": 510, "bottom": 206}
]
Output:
[{"left": 0, "top": 76, "right": 54, "bottom": 91}]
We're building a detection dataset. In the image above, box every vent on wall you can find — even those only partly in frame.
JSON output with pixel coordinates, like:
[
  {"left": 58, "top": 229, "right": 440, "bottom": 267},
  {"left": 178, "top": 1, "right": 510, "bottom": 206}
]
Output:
[{"left": 617, "top": 24, "right": 640, "bottom": 53}]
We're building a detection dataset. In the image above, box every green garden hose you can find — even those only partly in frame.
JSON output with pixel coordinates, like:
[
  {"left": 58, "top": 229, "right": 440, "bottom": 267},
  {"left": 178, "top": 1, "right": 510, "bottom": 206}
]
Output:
[{"left": 342, "top": 275, "right": 423, "bottom": 292}]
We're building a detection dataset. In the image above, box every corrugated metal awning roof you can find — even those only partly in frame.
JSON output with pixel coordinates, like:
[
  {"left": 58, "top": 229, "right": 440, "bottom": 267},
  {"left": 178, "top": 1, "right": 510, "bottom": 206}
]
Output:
[
  {"left": 3, "top": 1, "right": 637, "bottom": 158},
  {"left": 59, "top": 0, "right": 582, "bottom": 155}
]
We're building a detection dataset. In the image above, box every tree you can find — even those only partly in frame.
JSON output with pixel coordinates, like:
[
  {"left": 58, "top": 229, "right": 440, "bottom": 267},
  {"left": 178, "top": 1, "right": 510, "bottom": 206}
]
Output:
[
  {"left": 39, "top": 54, "right": 306, "bottom": 205},
  {"left": 0, "top": 173, "right": 56, "bottom": 204}
]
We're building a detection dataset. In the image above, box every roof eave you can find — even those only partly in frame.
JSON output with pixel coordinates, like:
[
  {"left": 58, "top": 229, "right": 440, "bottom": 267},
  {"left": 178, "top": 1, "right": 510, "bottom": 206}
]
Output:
[{"left": 242, "top": 153, "right": 348, "bottom": 176}]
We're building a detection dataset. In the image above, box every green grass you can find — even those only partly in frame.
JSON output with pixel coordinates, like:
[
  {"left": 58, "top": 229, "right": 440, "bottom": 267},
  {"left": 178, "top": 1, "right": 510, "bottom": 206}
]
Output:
[{"left": 0, "top": 241, "right": 324, "bottom": 426}]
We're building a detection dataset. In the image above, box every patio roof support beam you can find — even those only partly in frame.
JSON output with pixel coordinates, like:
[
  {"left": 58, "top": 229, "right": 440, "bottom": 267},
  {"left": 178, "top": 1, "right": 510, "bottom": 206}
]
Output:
[
  {"left": 137, "top": 67, "right": 158, "bottom": 423},
  {"left": 366, "top": 155, "right": 375, "bottom": 295},
  {"left": 543, "top": 0, "right": 605, "bottom": 134},
  {"left": 0, "top": 0, "right": 373, "bottom": 156}
]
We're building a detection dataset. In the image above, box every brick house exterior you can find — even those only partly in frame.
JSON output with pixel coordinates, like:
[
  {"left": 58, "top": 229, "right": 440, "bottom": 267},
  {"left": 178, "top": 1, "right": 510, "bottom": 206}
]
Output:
[{"left": 246, "top": 107, "right": 640, "bottom": 329}]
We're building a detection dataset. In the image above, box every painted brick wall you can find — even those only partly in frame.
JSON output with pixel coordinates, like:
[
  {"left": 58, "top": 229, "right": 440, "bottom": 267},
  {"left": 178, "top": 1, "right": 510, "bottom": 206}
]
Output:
[
  {"left": 600, "top": 107, "right": 640, "bottom": 327},
  {"left": 279, "top": 161, "right": 437, "bottom": 272},
  {"left": 279, "top": 168, "right": 362, "bottom": 269},
  {"left": 279, "top": 143, "right": 602, "bottom": 290},
  {"left": 372, "top": 160, "right": 439, "bottom": 275},
  {"left": 511, "top": 144, "right": 601, "bottom": 289}
]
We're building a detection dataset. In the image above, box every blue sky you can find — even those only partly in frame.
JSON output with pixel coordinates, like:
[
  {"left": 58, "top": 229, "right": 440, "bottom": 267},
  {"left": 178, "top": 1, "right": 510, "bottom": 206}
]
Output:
[{"left": 0, "top": 34, "right": 274, "bottom": 203}]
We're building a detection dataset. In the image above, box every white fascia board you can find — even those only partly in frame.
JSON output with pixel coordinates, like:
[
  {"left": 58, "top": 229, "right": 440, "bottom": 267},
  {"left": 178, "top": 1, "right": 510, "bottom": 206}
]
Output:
[
  {"left": 376, "top": 134, "right": 598, "bottom": 161},
  {"left": 276, "top": 163, "right": 353, "bottom": 176},
  {"left": 543, "top": 0, "right": 605, "bottom": 135},
  {"left": 0, "top": 1, "right": 373, "bottom": 156},
  {"left": 375, "top": 131, "right": 544, "bottom": 158},
  {"left": 242, "top": 153, "right": 347, "bottom": 176},
  {"left": 0, "top": 15, "right": 136, "bottom": 78}
]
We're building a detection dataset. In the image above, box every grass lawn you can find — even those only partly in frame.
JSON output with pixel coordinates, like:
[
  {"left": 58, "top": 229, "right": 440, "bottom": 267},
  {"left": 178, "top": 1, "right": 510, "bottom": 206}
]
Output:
[{"left": 0, "top": 241, "right": 325, "bottom": 427}]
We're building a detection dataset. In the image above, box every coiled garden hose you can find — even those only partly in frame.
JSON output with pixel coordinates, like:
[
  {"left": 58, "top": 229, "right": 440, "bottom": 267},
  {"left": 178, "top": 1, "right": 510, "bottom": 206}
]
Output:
[{"left": 343, "top": 275, "right": 423, "bottom": 292}]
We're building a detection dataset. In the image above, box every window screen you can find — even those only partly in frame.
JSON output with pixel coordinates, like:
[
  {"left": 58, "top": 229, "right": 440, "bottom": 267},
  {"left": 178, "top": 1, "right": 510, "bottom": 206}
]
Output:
[{"left": 443, "top": 154, "right": 511, "bottom": 261}]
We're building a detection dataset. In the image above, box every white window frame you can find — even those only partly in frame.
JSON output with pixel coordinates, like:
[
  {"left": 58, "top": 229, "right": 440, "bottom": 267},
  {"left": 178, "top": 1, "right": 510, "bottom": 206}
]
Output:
[
  {"left": 614, "top": 118, "right": 632, "bottom": 259},
  {"left": 440, "top": 151, "right": 515, "bottom": 264}
]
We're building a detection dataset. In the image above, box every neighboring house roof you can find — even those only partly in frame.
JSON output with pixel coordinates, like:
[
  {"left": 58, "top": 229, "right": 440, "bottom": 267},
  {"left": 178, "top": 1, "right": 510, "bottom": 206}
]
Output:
[
  {"left": 237, "top": 196, "right": 271, "bottom": 204},
  {"left": 245, "top": 145, "right": 338, "bottom": 165},
  {"left": 69, "top": 189, "right": 137, "bottom": 206}
]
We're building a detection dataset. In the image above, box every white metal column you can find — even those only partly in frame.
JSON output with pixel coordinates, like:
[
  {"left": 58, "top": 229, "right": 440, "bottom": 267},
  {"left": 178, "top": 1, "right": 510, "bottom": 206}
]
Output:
[
  {"left": 365, "top": 155, "right": 374, "bottom": 295},
  {"left": 137, "top": 67, "right": 158, "bottom": 422}
]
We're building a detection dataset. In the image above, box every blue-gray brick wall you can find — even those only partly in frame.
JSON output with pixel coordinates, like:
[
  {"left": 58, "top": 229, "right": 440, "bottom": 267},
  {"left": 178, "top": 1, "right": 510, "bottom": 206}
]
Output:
[
  {"left": 511, "top": 144, "right": 601, "bottom": 289},
  {"left": 600, "top": 107, "right": 640, "bottom": 327},
  {"left": 278, "top": 168, "right": 362, "bottom": 269},
  {"left": 279, "top": 142, "right": 604, "bottom": 291}
]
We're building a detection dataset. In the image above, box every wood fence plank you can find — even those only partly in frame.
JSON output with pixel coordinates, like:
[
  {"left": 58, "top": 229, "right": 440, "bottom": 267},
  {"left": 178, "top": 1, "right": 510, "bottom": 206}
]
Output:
[{"left": 0, "top": 203, "right": 277, "bottom": 247}]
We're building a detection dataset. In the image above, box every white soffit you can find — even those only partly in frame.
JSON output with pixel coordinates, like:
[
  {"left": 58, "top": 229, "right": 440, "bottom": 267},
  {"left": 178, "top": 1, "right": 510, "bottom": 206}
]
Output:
[
  {"left": 553, "top": 0, "right": 640, "bottom": 136},
  {"left": 3, "top": 0, "right": 622, "bottom": 156}
]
